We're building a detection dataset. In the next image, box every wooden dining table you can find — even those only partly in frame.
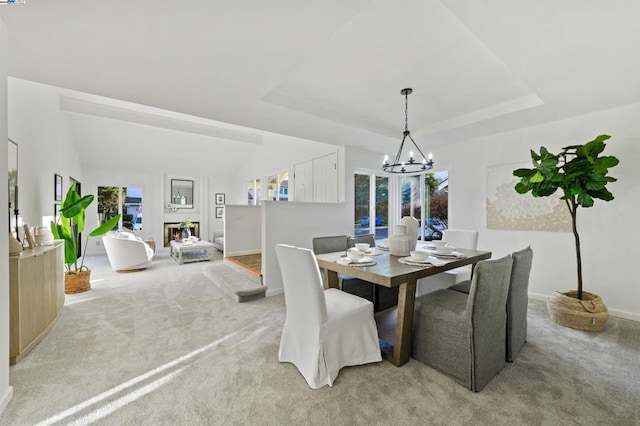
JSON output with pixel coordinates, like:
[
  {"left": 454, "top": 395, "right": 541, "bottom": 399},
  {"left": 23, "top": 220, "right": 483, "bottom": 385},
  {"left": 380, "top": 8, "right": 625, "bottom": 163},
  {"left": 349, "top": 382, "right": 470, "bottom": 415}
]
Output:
[{"left": 315, "top": 247, "right": 492, "bottom": 367}]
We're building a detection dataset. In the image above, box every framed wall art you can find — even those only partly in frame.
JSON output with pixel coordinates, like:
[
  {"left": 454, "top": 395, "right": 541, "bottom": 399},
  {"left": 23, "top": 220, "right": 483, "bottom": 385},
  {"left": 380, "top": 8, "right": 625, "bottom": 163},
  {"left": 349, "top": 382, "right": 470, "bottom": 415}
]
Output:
[
  {"left": 215, "top": 206, "right": 224, "bottom": 219},
  {"left": 215, "top": 193, "right": 225, "bottom": 205}
]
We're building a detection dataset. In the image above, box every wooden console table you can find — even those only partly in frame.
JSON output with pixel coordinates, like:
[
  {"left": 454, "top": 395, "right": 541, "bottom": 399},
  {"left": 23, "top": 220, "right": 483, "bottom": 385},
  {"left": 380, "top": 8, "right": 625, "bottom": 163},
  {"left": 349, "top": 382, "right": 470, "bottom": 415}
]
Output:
[{"left": 9, "top": 241, "right": 65, "bottom": 365}]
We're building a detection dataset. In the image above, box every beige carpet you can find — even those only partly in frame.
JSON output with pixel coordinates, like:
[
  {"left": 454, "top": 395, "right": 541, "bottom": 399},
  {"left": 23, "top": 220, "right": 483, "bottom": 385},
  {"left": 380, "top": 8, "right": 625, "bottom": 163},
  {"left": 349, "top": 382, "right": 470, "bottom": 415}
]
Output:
[{"left": 1, "top": 250, "right": 639, "bottom": 425}]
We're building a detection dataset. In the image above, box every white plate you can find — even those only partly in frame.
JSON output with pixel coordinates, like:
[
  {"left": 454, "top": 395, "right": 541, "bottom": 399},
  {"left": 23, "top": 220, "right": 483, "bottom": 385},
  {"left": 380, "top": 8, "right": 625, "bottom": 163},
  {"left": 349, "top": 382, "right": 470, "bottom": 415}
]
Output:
[
  {"left": 404, "top": 256, "right": 430, "bottom": 263},
  {"left": 352, "top": 256, "right": 374, "bottom": 263},
  {"left": 337, "top": 256, "right": 376, "bottom": 267},
  {"left": 398, "top": 257, "right": 433, "bottom": 267},
  {"left": 431, "top": 251, "right": 466, "bottom": 259}
]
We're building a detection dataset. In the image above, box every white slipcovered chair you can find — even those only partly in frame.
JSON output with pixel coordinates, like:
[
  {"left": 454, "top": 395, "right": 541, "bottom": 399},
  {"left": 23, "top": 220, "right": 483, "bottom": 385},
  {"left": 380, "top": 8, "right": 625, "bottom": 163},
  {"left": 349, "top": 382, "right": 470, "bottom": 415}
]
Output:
[
  {"left": 102, "top": 231, "right": 154, "bottom": 272},
  {"left": 275, "top": 244, "right": 382, "bottom": 389},
  {"left": 416, "top": 229, "right": 479, "bottom": 297}
]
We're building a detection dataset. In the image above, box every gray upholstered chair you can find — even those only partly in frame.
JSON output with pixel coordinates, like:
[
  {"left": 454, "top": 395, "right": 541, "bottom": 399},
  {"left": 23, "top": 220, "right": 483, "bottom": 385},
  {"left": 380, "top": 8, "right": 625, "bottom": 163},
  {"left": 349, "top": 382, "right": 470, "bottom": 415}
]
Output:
[
  {"left": 348, "top": 233, "right": 399, "bottom": 311},
  {"left": 347, "top": 233, "right": 376, "bottom": 249},
  {"left": 412, "top": 255, "right": 513, "bottom": 391},
  {"left": 312, "top": 235, "right": 374, "bottom": 303},
  {"left": 450, "top": 246, "right": 533, "bottom": 362}
]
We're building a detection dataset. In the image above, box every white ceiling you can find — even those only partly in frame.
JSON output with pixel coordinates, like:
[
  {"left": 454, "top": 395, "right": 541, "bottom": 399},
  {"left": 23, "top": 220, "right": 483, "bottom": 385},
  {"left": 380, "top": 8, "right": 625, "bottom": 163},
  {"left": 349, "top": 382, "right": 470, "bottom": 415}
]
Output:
[{"left": 2, "top": 0, "right": 640, "bottom": 171}]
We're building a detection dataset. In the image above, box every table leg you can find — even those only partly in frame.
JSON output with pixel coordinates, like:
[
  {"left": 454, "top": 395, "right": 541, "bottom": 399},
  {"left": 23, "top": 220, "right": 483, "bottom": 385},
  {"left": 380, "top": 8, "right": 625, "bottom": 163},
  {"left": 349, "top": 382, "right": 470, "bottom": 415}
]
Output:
[
  {"left": 383, "top": 277, "right": 417, "bottom": 367},
  {"left": 324, "top": 269, "right": 339, "bottom": 290}
]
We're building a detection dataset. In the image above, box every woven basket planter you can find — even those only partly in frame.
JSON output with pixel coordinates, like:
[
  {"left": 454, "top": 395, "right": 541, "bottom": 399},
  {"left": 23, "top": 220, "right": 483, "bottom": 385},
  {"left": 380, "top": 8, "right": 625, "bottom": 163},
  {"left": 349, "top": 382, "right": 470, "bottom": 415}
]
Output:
[
  {"left": 547, "top": 290, "right": 608, "bottom": 331},
  {"left": 65, "top": 269, "right": 91, "bottom": 294}
]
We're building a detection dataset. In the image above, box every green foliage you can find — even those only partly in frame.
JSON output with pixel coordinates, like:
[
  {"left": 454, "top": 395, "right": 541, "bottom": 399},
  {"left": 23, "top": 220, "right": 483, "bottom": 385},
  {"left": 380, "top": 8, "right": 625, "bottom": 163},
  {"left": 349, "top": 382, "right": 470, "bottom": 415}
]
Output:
[
  {"left": 179, "top": 217, "right": 193, "bottom": 228},
  {"left": 51, "top": 183, "right": 121, "bottom": 273},
  {"left": 513, "top": 134, "right": 619, "bottom": 299},
  {"left": 97, "top": 186, "right": 120, "bottom": 216},
  {"left": 513, "top": 134, "right": 618, "bottom": 207}
]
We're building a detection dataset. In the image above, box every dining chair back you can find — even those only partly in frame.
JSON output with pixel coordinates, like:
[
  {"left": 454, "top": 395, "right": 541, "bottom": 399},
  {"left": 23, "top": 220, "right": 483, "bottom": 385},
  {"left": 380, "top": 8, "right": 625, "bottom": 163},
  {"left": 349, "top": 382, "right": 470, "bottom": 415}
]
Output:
[
  {"left": 442, "top": 229, "right": 479, "bottom": 250},
  {"left": 312, "top": 235, "right": 349, "bottom": 255},
  {"left": 313, "top": 235, "right": 375, "bottom": 304},
  {"left": 412, "top": 255, "right": 513, "bottom": 391},
  {"left": 348, "top": 233, "right": 376, "bottom": 248},
  {"left": 449, "top": 246, "right": 533, "bottom": 362},
  {"left": 506, "top": 246, "right": 533, "bottom": 361},
  {"left": 275, "top": 244, "right": 382, "bottom": 389},
  {"left": 277, "top": 244, "right": 328, "bottom": 326}
]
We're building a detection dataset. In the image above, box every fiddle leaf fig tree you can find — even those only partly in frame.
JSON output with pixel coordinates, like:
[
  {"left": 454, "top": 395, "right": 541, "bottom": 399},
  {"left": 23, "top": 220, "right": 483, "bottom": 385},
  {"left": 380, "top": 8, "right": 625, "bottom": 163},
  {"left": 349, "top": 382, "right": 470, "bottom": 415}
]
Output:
[{"left": 513, "top": 134, "right": 619, "bottom": 300}]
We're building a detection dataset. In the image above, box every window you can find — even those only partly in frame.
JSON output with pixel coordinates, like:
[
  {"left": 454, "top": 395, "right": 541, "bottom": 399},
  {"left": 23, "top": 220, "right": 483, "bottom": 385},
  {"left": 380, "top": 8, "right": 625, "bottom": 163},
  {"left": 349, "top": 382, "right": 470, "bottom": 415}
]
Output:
[
  {"left": 247, "top": 179, "right": 262, "bottom": 205},
  {"left": 98, "top": 186, "right": 143, "bottom": 231},
  {"left": 400, "top": 172, "right": 448, "bottom": 241},
  {"left": 267, "top": 172, "right": 289, "bottom": 201},
  {"left": 354, "top": 173, "right": 389, "bottom": 240}
]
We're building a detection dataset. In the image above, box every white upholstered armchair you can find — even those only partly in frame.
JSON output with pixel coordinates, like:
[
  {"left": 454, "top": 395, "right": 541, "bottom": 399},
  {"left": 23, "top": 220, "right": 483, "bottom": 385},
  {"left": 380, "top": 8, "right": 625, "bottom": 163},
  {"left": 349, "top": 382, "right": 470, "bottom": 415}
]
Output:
[{"left": 102, "top": 231, "right": 154, "bottom": 272}]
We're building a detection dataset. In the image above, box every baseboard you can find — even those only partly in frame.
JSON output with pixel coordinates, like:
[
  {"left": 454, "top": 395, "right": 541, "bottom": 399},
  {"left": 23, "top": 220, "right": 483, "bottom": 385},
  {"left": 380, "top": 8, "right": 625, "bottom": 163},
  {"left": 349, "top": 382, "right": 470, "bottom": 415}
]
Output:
[
  {"left": 225, "top": 250, "right": 260, "bottom": 257},
  {"left": 265, "top": 288, "right": 284, "bottom": 297},
  {"left": 529, "top": 292, "right": 640, "bottom": 322},
  {"left": 0, "top": 386, "right": 14, "bottom": 415}
]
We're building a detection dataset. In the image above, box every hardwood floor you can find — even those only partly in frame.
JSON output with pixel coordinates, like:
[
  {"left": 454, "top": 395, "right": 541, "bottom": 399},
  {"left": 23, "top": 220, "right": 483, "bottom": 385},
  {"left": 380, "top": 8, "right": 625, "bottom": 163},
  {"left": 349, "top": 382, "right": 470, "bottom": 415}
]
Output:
[{"left": 226, "top": 253, "right": 262, "bottom": 278}]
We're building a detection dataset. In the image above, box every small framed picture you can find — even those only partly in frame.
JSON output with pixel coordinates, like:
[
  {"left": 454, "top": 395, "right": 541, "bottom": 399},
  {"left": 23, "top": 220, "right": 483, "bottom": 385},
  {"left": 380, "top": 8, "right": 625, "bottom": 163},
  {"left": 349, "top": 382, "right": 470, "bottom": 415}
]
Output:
[
  {"left": 215, "top": 193, "right": 225, "bottom": 205},
  {"left": 54, "top": 174, "right": 63, "bottom": 201},
  {"left": 215, "top": 206, "right": 224, "bottom": 219},
  {"left": 54, "top": 203, "right": 60, "bottom": 221}
]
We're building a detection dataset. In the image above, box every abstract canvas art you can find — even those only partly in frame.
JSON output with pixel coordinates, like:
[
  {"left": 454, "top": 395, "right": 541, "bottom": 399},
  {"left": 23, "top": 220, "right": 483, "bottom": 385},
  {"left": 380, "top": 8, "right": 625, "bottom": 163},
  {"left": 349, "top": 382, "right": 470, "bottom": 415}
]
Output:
[{"left": 485, "top": 162, "right": 571, "bottom": 232}]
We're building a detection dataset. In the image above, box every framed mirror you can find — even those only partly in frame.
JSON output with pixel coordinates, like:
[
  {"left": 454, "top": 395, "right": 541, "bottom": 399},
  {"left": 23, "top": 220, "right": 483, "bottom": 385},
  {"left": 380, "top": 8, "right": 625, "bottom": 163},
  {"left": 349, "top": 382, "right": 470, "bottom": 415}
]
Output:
[
  {"left": 170, "top": 179, "right": 194, "bottom": 208},
  {"left": 8, "top": 139, "right": 18, "bottom": 234}
]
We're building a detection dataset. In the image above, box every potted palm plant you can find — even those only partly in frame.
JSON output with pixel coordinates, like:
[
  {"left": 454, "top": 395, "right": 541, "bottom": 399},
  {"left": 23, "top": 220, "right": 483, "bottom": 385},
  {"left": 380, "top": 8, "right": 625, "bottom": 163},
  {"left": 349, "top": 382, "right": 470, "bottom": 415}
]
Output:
[
  {"left": 51, "top": 183, "right": 121, "bottom": 294},
  {"left": 513, "top": 134, "right": 619, "bottom": 331}
]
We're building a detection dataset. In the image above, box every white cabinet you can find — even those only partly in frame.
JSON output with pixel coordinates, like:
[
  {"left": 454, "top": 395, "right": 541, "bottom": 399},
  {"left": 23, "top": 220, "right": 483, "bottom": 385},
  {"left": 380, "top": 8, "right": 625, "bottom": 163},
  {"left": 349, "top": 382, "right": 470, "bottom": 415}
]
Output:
[
  {"left": 293, "top": 152, "right": 338, "bottom": 203},
  {"left": 293, "top": 159, "right": 314, "bottom": 202},
  {"left": 313, "top": 153, "right": 338, "bottom": 202}
]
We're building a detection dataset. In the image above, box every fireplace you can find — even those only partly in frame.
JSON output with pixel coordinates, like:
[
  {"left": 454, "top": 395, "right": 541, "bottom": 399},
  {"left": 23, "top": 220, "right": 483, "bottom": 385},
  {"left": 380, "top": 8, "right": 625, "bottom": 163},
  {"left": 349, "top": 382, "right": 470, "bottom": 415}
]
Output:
[{"left": 164, "top": 222, "right": 200, "bottom": 247}]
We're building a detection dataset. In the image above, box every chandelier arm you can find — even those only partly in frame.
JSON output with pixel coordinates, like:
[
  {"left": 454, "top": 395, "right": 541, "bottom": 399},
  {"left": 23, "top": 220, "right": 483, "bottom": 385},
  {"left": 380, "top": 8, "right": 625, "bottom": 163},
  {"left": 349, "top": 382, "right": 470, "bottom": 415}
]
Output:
[
  {"left": 406, "top": 133, "right": 430, "bottom": 164},
  {"left": 393, "top": 134, "right": 408, "bottom": 166},
  {"left": 381, "top": 87, "right": 434, "bottom": 173}
]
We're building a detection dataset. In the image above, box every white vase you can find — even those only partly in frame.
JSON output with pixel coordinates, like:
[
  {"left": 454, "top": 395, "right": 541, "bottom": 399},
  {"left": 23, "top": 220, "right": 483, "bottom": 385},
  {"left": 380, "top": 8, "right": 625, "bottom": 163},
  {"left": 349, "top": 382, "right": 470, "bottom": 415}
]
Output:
[
  {"left": 389, "top": 225, "right": 413, "bottom": 257},
  {"left": 400, "top": 216, "right": 419, "bottom": 251},
  {"left": 9, "top": 233, "right": 23, "bottom": 255}
]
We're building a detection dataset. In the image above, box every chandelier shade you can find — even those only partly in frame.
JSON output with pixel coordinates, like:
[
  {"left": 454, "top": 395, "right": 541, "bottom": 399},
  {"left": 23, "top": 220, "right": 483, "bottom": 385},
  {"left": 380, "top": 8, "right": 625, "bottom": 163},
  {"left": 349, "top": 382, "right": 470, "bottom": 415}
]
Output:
[{"left": 382, "top": 88, "right": 434, "bottom": 174}]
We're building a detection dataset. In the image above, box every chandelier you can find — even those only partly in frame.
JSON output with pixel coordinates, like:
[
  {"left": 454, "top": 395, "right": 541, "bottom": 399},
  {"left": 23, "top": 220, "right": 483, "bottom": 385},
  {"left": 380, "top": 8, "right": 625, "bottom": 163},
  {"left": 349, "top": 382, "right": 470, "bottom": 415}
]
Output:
[{"left": 382, "top": 88, "right": 434, "bottom": 173}]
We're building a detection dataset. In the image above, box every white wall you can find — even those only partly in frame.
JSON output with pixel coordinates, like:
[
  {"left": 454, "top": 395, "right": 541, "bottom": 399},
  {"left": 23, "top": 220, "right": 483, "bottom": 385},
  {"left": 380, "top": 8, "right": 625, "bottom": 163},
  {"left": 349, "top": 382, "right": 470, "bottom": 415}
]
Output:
[
  {"left": 224, "top": 205, "right": 261, "bottom": 256},
  {"left": 8, "top": 78, "right": 83, "bottom": 231},
  {"left": 262, "top": 201, "right": 352, "bottom": 296},
  {"left": 438, "top": 102, "right": 640, "bottom": 320},
  {"left": 262, "top": 145, "right": 383, "bottom": 296},
  {"left": 0, "top": 17, "right": 14, "bottom": 415}
]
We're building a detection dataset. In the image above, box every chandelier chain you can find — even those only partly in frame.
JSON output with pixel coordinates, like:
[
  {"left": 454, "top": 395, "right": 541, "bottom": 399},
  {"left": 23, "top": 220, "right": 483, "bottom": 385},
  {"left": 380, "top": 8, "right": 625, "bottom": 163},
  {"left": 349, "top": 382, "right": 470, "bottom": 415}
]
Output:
[{"left": 405, "top": 92, "right": 409, "bottom": 133}]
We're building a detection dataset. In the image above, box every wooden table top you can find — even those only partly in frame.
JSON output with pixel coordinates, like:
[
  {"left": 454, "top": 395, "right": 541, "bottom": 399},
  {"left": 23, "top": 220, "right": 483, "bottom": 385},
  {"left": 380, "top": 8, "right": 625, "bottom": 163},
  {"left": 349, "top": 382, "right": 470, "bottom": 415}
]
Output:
[{"left": 316, "top": 248, "right": 492, "bottom": 288}]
